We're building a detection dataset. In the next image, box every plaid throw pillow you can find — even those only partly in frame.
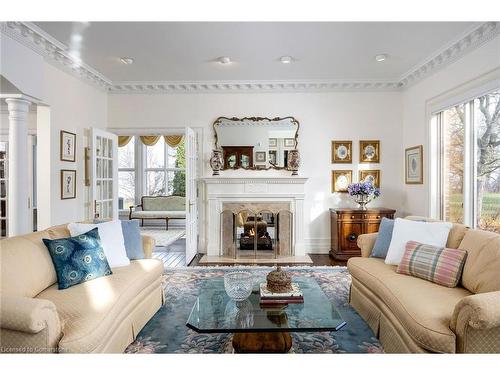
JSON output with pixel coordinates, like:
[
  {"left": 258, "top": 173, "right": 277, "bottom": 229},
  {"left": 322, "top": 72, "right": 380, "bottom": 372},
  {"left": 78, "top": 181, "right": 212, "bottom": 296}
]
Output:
[{"left": 396, "top": 241, "right": 467, "bottom": 288}]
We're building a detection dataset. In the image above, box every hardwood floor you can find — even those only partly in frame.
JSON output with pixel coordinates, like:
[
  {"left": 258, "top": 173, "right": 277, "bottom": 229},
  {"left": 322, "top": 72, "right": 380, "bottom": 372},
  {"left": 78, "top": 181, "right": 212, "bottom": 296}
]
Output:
[{"left": 154, "top": 238, "right": 347, "bottom": 268}]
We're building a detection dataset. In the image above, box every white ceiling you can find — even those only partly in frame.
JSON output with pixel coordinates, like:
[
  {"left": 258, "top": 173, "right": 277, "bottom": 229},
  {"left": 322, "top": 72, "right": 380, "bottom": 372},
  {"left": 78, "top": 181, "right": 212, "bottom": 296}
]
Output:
[{"left": 34, "top": 22, "right": 477, "bottom": 82}]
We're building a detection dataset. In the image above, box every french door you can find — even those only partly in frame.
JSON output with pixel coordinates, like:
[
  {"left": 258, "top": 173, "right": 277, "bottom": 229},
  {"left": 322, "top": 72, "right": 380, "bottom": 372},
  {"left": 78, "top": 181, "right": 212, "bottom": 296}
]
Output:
[
  {"left": 90, "top": 128, "right": 118, "bottom": 221},
  {"left": 185, "top": 127, "right": 198, "bottom": 264}
]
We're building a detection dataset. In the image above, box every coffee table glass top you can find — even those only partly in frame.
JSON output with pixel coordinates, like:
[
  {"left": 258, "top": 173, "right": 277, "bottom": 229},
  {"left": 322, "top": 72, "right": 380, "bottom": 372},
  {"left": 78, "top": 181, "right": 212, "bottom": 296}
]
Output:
[{"left": 186, "top": 276, "right": 346, "bottom": 333}]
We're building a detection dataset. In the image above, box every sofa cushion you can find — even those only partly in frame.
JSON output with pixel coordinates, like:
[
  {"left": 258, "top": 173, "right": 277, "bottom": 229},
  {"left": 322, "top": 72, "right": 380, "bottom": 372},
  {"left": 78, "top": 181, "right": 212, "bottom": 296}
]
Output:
[
  {"left": 348, "top": 257, "right": 472, "bottom": 353},
  {"left": 36, "top": 259, "right": 163, "bottom": 353},
  {"left": 68, "top": 221, "right": 130, "bottom": 268},
  {"left": 142, "top": 196, "right": 185, "bottom": 211},
  {"left": 42, "top": 228, "right": 113, "bottom": 290},
  {"left": 121, "top": 220, "right": 144, "bottom": 260},
  {"left": 458, "top": 229, "right": 500, "bottom": 294},
  {"left": 131, "top": 210, "right": 186, "bottom": 219},
  {"left": 1, "top": 230, "right": 58, "bottom": 298},
  {"left": 404, "top": 216, "right": 469, "bottom": 249},
  {"left": 385, "top": 218, "right": 452, "bottom": 265},
  {"left": 370, "top": 217, "right": 394, "bottom": 258},
  {"left": 397, "top": 241, "right": 467, "bottom": 288}
]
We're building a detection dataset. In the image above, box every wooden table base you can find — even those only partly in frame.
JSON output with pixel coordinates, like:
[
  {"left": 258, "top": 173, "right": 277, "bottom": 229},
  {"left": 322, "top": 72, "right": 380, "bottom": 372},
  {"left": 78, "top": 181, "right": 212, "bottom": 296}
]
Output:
[{"left": 232, "top": 332, "right": 292, "bottom": 353}]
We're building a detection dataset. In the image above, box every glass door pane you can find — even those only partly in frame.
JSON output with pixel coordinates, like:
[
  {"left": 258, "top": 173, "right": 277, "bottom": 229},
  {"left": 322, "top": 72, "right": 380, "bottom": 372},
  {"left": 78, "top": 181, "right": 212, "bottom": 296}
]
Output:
[
  {"left": 474, "top": 91, "right": 500, "bottom": 232},
  {"left": 442, "top": 104, "right": 466, "bottom": 224}
]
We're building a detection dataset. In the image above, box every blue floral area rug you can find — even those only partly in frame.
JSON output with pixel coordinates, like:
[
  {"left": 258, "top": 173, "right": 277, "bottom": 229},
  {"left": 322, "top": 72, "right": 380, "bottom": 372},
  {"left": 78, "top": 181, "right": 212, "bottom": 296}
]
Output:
[{"left": 125, "top": 266, "right": 383, "bottom": 354}]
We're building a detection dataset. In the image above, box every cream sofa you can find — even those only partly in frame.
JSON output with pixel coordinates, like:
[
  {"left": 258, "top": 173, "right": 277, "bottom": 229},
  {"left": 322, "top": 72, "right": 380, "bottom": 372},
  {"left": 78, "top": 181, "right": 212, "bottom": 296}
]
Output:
[
  {"left": 348, "top": 216, "right": 500, "bottom": 353},
  {"left": 0, "top": 224, "right": 164, "bottom": 353}
]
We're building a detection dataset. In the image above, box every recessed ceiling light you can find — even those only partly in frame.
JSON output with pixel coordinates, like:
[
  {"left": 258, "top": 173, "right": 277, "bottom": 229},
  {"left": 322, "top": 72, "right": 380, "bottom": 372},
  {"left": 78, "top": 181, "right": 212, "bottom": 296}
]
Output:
[
  {"left": 375, "top": 54, "right": 388, "bottom": 62},
  {"left": 218, "top": 56, "right": 232, "bottom": 64},
  {"left": 120, "top": 57, "right": 134, "bottom": 65},
  {"left": 280, "top": 56, "right": 293, "bottom": 64}
]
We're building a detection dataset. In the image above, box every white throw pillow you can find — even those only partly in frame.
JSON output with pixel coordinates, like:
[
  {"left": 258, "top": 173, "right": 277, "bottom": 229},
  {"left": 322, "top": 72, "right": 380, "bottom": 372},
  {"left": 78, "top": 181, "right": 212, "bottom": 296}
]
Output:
[
  {"left": 68, "top": 220, "right": 130, "bottom": 268},
  {"left": 384, "top": 218, "right": 453, "bottom": 265}
]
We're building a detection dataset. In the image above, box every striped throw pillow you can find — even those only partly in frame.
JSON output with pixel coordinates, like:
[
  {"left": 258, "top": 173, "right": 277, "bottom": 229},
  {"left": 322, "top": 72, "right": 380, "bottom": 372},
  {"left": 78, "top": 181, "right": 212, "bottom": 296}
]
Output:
[{"left": 396, "top": 241, "right": 467, "bottom": 288}]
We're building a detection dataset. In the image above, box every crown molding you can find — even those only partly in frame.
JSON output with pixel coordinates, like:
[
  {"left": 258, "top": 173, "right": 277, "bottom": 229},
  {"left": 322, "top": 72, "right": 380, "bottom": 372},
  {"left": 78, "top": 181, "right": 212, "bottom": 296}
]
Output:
[
  {"left": 0, "top": 22, "right": 111, "bottom": 91},
  {"left": 2, "top": 21, "right": 499, "bottom": 94},
  {"left": 108, "top": 79, "right": 402, "bottom": 94},
  {"left": 398, "top": 22, "right": 500, "bottom": 88}
]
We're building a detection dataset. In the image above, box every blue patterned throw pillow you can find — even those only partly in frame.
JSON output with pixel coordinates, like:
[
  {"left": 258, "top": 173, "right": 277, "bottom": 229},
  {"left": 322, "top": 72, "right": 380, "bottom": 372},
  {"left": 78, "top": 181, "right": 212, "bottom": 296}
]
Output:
[{"left": 43, "top": 228, "right": 112, "bottom": 290}]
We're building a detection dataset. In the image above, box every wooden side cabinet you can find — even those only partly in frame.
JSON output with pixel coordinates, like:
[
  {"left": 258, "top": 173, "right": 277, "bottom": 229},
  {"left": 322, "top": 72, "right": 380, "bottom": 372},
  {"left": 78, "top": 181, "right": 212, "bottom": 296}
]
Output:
[{"left": 330, "top": 208, "right": 396, "bottom": 260}]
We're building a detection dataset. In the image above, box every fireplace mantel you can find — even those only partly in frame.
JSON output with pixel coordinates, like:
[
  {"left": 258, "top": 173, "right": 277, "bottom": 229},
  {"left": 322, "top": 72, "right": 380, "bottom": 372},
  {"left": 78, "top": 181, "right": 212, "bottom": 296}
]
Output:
[{"left": 201, "top": 176, "right": 308, "bottom": 257}]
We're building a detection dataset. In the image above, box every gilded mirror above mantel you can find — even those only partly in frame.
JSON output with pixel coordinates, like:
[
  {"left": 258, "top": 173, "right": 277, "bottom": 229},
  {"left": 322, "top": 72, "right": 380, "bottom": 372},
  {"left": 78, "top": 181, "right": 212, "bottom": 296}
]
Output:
[{"left": 213, "top": 117, "right": 300, "bottom": 171}]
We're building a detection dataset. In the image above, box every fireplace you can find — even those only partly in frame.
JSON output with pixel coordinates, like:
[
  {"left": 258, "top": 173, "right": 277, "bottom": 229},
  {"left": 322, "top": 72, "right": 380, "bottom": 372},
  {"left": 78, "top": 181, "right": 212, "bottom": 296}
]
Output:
[
  {"left": 202, "top": 176, "right": 308, "bottom": 260},
  {"left": 220, "top": 203, "right": 293, "bottom": 259}
]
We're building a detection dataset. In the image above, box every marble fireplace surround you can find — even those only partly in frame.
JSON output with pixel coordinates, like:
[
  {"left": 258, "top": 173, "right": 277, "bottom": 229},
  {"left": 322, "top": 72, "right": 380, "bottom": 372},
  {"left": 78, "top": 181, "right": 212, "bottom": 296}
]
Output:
[{"left": 202, "top": 176, "right": 308, "bottom": 257}]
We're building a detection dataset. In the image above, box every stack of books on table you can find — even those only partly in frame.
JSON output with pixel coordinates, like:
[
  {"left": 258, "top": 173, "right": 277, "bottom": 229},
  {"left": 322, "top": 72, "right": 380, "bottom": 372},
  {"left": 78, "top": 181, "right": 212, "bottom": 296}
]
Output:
[{"left": 259, "top": 283, "right": 304, "bottom": 306}]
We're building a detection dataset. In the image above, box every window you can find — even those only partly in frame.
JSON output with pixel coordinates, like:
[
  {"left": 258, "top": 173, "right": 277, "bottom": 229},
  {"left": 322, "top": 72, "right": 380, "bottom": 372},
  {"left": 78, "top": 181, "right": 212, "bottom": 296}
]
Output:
[
  {"left": 118, "top": 137, "right": 135, "bottom": 210},
  {"left": 145, "top": 138, "right": 185, "bottom": 197},
  {"left": 434, "top": 89, "right": 500, "bottom": 232}
]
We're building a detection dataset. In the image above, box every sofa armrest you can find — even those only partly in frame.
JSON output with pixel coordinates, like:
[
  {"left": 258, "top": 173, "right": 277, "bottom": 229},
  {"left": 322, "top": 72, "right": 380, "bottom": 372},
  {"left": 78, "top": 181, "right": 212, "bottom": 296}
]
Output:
[
  {"left": 1, "top": 296, "right": 62, "bottom": 353},
  {"left": 357, "top": 233, "right": 378, "bottom": 257},
  {"left": 142, "top": 234, "right": 156, "bottom": 259},
  {"left": 450, "top": 291, "right": 500, "bottom": 353}
]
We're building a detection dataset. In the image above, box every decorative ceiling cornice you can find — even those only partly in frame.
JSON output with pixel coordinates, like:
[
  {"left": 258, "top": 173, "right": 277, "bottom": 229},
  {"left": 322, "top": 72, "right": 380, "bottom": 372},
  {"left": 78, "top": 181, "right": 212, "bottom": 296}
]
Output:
[
  {"left": 0, "top": 22, "right": 111, "bottom": 90},
  {"left": 1, "top": 21, "right": 499, "bottom": 94},
  {"left": 108, "top": 79, "right": 402, "bottom": 93},
  {"left": 398, "top": 22, "right": 500, "bottom": 88}
]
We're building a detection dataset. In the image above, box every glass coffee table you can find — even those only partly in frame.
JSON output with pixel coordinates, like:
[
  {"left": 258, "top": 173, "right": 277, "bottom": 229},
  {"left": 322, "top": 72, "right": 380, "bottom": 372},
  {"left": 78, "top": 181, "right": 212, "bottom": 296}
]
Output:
[{"left": 186, "top": 276, "right": 346, "bottom": 353}]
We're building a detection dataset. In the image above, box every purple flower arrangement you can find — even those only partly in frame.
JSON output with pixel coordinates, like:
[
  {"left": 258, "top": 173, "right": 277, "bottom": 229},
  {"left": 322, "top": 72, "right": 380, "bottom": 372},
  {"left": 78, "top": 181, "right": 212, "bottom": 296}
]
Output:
[
  {"left": 347, "top": 181, "right": 380, "bottom": 210},
  {"left": 347, "top": 181, "right": 380, "bottom": 197}
]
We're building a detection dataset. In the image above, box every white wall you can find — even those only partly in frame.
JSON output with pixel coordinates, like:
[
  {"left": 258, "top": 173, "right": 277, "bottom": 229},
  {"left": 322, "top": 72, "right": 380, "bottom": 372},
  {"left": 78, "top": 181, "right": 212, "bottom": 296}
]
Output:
[
  {"left": 402, "top": 35, "right": 500, "bottom": 216},
  {"left": 1, "top": 34, "right": 108, "bottom": 230},
  {"left": 38, "top": 62, "right": 108, "bottom": 228},
  {"left": 108, "top": 91, "right": 404, "bottom": 253}
]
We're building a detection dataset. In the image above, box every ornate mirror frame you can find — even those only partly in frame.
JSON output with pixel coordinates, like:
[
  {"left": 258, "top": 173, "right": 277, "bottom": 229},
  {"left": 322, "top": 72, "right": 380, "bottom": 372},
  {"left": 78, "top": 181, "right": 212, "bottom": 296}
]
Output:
[{"left": 212, "top": 116, "right": 300, "bottom": 171}]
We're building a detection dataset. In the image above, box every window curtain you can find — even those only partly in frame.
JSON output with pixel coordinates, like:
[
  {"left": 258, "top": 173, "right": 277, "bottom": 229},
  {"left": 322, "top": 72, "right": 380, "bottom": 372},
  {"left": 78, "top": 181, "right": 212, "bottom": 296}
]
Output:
[
  {"left": 164, "top": 135, "right": 184, "bottom": 147},
  {"left": 118, "top": 136, "right": 133, "bottom": 147}
]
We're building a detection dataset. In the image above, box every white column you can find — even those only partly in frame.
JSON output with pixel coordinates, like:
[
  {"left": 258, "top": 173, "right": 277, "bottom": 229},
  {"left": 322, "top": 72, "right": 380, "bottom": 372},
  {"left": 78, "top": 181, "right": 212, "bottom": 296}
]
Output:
[{"left": 6, "top": 98, "right": 31, "bottom": 236}]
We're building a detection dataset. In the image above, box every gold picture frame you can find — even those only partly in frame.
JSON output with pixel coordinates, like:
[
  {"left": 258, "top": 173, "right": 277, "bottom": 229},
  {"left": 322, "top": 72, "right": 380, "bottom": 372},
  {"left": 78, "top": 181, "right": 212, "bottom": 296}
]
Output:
[
  {"left": 331, "top": 140, "right": 352, "bottom": 163},
  {"left": 359, "top": 169, "right": 381, "bottom": 188},
  {"left": 359, "top": 140, "right": 380, "bottom": 163},
  {"left": 332, "top": 170, "right": 352, "bottom": 193},
  {"left": 405, "top": 145, "right": 423, "bottom": 184}
]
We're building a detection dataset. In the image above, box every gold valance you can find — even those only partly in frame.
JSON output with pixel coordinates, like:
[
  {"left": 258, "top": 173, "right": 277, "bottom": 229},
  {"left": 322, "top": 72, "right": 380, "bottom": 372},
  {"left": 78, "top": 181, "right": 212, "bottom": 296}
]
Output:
[
  {"left": 119, "top": 135, "right": 185, "bottom": 147},
  {"left": 164, "top": 135, "right": 184, "bottom": 147},
  {"left": 139, "top": 135, "right": 161, "bottom": 146},
  {"left": 118, "top": 136, "right": 133, "bottom": 147}
]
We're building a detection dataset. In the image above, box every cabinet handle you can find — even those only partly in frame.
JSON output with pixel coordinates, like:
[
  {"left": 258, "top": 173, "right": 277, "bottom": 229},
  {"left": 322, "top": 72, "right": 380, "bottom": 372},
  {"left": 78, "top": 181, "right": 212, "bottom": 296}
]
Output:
[
  {"left": 376, "top": 215, "right": 380, "bottom": 219},
  {"left": 351, "top": 215, "right": 355, "bottom": 219},
  {"left": 348, "top": 233, "right": 357, "bottom": 242}
]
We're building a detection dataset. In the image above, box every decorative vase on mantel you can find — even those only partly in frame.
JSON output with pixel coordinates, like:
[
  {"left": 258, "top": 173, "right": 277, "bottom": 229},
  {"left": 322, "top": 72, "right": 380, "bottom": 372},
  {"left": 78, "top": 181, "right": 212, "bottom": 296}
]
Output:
[
  {"left": 210, "top": 149, "right": 224, "bottom": 176},
  {"left": 347, "top": 181, "right": 381, "bottom": 210},
  {"left": 287, "top": 149, "right": 300, "bottom": 176}
]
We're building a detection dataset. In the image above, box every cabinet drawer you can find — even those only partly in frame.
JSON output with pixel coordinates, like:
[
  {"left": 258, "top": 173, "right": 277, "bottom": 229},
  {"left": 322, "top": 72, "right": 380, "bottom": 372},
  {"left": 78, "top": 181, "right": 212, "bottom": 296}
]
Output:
[
  {"left": 340, "top": 213, "right": 364, "bottom": 221},
  {"left": 364, "top": 214, "right": 383, "bottom": 220}
]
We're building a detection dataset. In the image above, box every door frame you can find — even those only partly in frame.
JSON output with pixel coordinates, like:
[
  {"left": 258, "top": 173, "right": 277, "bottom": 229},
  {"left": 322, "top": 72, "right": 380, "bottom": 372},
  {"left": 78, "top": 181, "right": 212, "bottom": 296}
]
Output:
[{"left": 108, "top": 126, "right": 205, "bottom": 257}]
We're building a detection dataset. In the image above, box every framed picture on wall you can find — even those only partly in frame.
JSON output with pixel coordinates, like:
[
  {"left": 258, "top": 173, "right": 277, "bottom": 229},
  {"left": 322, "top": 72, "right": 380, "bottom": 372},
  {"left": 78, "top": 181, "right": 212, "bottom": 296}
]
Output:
[
  {"left": 359, "top": 140, "right": 380, "bottom": 163},
  {"left": 61, "top": 169, "right": 76, "bottom": 199},
  {"left": 405, "top": 145, "right": 423, "bottom": 184},
  {"left": 331, "top": 140, "right": 352, "bottom": 163},
  {"left": 332, "top": 170, "right": 352, "bottom": 193},
  {"left": 268, "top": 138, "right": 277, "bottom": 147},
  {"left": 284, "top": 138, "right": 295, "bottom": 147},
  {"left": 255, "top": 151, "right": 266, "bottom": 162},
  {"left": 60, "top": 130, "right": 76, "bottom": 162},
  {"left": 359, "top": 169, "right": 381, "bottom": 188}
]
